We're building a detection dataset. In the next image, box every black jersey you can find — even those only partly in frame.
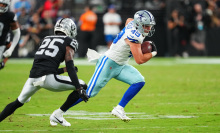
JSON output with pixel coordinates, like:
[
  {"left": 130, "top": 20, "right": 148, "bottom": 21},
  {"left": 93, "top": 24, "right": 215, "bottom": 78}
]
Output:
[
  {"left": 0, "top": 11, "right": 17, "bottom": 46},
  {"left": 29, "top": 35, "right": 78, "bottom": 78}
]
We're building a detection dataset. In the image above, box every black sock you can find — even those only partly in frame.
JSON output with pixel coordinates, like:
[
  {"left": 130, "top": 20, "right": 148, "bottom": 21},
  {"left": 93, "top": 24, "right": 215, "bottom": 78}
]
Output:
[
  {"left": 60, "top": 91, "right": 80, "bottom": 112},
  {"left": 0, "top": 99, "right": 23, "bottom": 122}
]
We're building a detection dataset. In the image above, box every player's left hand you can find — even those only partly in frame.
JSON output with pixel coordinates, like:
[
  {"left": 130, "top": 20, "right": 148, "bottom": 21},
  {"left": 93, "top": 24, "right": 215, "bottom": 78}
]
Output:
[
  {"left": 150, "top": 41, "right": 157, "bottom": 52},
  {"left": 150, "top": 41, "right": 157, "bottom": 57},
  {"left": 3, "top": 48, "right": 13, "bottom": 58},
  {"left": 76, "top": 87, "right": 89, "bottom": 102}
]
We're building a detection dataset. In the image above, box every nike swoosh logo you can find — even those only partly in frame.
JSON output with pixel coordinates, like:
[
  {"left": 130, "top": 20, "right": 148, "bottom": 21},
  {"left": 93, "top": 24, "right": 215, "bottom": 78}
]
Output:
[{"left": 54, "top": 116, "right": 63, "bottom": 124}]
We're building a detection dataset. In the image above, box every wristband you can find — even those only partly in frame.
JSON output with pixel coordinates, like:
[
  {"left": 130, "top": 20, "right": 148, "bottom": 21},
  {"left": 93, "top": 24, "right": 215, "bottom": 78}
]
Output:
[{"left": 151, "top": 51, "right": 157, "bottom": 57}]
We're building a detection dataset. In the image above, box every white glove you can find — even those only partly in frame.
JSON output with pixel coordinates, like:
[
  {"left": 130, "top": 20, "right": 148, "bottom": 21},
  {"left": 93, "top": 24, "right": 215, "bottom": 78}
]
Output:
[
  {"left": 3, "top": 48, "right": 13, "bottom": 58},
  {"left": 151, "top": 51, "right": 157, "bottom": 57}
]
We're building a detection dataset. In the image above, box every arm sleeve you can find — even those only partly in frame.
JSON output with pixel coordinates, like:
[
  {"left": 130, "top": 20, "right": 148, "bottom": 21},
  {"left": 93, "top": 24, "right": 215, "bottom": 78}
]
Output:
[
  {"left": 66, "top": 60, "right": 80, "bottom": 89},
  {"left": 10, "top": 28, "right": 21, "bottom": 51}
]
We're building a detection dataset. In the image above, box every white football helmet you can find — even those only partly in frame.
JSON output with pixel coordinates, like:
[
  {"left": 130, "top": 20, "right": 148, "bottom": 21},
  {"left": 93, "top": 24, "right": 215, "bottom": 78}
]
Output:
[
  {"left": 54, "top": 18, "right": 77, "bottom": 39},
  {"left": 133, "top": 10, "right": 156, "bottom": 37},
  {"left": 0, "top": 0, "right": 11, "bottom": 13}
]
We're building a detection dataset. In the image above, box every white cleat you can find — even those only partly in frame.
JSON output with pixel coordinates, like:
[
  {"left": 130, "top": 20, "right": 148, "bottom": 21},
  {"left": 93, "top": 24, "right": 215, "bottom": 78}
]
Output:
[
  {"left": 111, "top": 106, "right": 131, "bottom": 122},
  {"left": 50, "top": 120, "right": 58, "bottom": 126},
  {"left": 49, "top": 109, "right": 71, "bottom": 127}
]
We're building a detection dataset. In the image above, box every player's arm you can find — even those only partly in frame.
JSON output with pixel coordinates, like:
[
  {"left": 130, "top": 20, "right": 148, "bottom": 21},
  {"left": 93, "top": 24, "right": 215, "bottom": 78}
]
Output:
[
  {"left": 125, "top": 38, "right": 153, "bottom": 64},
  {"left": 65, "top": 46, "right": 88, "bottom": 102},
  {"left": 3, "top": 21, "right": 20, "bottom": 58},
  {"left": 125, "top": 18, "right": 133, "bottom": 26}
]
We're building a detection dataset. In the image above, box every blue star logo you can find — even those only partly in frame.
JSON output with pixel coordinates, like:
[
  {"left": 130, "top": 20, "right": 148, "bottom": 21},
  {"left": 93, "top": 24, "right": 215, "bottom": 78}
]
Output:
[{"left": 138, "top": 13, "right": 144, "bottom": 22}]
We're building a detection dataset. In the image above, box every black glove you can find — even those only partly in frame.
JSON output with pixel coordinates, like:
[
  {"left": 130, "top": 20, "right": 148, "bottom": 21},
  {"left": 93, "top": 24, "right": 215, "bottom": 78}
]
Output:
[
  {"left": 81, "top": 83, "right": 87, "bottom": 90},
  {"left": 150, "top": 41, "right": 157, "bottom": 52},
  {"left": 74, "top": 66, "right": 78, "bottom": 72},
  {"left": 76, "top": 87, "right": 89, "bottom": 102}
]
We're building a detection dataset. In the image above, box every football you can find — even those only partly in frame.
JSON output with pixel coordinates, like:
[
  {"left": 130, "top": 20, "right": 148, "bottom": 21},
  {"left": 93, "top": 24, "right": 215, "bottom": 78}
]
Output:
[{"left": 141, "top": 41, "right": 152, "bottom": 54}]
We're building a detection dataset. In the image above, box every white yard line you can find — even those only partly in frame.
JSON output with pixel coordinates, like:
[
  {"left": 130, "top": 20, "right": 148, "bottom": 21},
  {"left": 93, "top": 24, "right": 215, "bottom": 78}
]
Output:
[{"left": 25, "top": 110, "right": 200, "bottom": 120}]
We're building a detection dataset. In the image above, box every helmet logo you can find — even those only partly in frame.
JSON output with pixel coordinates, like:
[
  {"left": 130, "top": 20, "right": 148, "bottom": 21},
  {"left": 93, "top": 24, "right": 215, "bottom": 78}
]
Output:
[{"left": 137, "top": 12, "right": 144, "bottom": 22}]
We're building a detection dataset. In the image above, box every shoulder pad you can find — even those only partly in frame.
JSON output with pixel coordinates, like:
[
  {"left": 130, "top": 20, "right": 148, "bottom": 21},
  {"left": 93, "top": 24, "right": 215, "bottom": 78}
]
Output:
[
  {"left": 126, "top": 28, "right": 142, "bottom": 44},
  {"left": 69, "top": 39, "right": 78, "bottom": 52}
]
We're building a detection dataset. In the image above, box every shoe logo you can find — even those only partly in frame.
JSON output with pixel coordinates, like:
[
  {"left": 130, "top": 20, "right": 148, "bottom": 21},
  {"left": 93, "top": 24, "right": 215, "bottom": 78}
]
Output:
[{"left": 54, "top": 116, "right": 63, "bottom": 124}]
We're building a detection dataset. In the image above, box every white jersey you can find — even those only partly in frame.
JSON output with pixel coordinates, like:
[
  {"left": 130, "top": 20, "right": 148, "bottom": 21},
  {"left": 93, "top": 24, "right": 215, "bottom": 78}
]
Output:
[{"left": 104, "top": 21, "right": 145, "bottom": 65}]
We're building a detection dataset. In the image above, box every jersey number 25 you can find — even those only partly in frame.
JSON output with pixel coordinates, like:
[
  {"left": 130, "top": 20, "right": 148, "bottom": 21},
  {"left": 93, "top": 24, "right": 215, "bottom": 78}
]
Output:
[{"left": 36, "top": 38, "right": 64, "bottom": 57}]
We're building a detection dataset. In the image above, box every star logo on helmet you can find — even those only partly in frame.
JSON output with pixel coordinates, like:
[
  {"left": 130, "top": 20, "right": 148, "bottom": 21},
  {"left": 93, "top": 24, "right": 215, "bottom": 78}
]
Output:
[{"left": 138, "top": 12, "right": 144, "bottom": 22}]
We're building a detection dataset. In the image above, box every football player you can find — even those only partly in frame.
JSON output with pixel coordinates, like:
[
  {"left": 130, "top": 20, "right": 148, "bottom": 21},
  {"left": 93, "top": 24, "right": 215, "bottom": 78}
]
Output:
[
  {"left": 49, "top": 10, "right": 157, "bottom": 125},
  {"left": 0, "top": 18, "right": 89, "bottom": 126},
  {"left": 0, "top": 0, "right": 21, "bottom": 70}
]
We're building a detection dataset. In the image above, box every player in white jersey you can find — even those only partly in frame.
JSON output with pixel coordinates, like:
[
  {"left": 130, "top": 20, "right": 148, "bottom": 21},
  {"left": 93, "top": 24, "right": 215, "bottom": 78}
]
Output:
[
  {"left": 105, "top": 19, "right": 145, "bottom": 65},
  {"left": 50, "top": 10, "right": 158, "bottom": 125}
]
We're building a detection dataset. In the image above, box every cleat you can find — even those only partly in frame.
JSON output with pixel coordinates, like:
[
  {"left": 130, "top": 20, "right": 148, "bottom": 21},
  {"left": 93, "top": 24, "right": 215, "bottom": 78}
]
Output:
[
  {"left": 50, "top": 120, "right": 58, "bottom": 126},
  {"left": 49, "top": 109, "right": 71, "bottom": 127},
  {"left": 0, "top": 62, "right": 5, "bottom": 70},
  {"left": 111, "top": 106, "right": 131, "bottom": 122}
]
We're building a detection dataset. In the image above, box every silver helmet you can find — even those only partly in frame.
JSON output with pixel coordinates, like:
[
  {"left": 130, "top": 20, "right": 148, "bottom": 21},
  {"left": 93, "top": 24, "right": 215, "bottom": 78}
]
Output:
[
  {"left": 133, "top": 10, "right": 156, "bottom": 37},
  {"left": 54, "top": 18, "right": 77, "bottom": 38},
  {"left": 0, "top": 0, "right": 11, "bottom": 13}
]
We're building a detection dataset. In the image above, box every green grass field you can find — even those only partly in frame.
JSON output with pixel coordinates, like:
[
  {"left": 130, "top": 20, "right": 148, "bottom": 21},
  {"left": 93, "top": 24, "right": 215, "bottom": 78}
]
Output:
[{"left": 0, "top": 57, "right": 220, "bottom": 133}]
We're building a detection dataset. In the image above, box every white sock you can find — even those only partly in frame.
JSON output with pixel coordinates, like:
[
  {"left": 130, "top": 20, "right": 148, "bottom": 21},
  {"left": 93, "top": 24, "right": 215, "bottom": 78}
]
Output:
[
  {"left": 56, "top": 108, "right": 64, "bottom": 114},
  {"left": 116, "top": 105, "right": 123, "bottom": 109}
]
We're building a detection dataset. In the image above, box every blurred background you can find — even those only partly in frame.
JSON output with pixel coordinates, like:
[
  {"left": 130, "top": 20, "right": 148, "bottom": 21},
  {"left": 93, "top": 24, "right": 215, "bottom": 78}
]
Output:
[{"left": 9, "top": 0, "right": 220, "bottom": 58}]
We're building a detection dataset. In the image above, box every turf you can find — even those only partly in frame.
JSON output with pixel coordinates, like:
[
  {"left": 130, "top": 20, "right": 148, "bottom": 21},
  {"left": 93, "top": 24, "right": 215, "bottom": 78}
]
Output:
[{"left": 0, "top": 58, "right": 220, "bottom": 133}]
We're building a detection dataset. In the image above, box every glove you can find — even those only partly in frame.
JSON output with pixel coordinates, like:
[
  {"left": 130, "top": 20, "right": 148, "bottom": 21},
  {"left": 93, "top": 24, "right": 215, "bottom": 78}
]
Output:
[
  {"left": 76, "top": 87, "right": 89, "bottom": 102},
  {"left": 150, "top": 41, "right": 157, "bottom": 52},
  {"left": 74, "top": 66, "right": 78, "bottom": 72},
  {"left": 3, "top": 48, "right": 13, "bottom": 58},
  {"left": 150, "top": 41, "right": 157, "bottom": 57}
]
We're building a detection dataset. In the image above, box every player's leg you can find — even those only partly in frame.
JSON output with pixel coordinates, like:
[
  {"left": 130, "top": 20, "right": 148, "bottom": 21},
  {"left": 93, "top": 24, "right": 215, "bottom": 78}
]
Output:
[
  {"left": 0, "top": 78, "right": 39, "bottom": 122},
  {"left": 43, "top": 74, "right": 86, "bottom": 126},
  {"left": 0, "top": 45, "right": 6, "bottom": 70},
  {"left": 112, "top": 65, "right": 145, "bottom": 122},
  {"left": 61, "top": 56, "right": 115, "bottom": 108},
  {"left": 49, "top": 56, "right": 117, "bottom": 126}
]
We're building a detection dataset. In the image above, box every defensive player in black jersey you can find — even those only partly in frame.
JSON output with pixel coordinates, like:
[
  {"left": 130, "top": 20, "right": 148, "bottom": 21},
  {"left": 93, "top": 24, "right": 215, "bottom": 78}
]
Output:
[
  {"left": 0, "top": 18, "right": 89, "bottom": 126},
  {"left": 0, "top": 0, "right": 21, "bottom": 70}
]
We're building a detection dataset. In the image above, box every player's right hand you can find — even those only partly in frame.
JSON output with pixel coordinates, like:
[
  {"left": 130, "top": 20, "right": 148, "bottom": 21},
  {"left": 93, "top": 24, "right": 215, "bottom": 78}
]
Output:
[{"left": 76, "top": 87, "right": 89, "bottom": 102}]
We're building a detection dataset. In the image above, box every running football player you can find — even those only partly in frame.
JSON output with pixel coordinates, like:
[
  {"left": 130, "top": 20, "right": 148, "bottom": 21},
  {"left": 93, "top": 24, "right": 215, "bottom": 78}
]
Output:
[{"left": 49, "top": 10, "right": 157, "bottom": 126}]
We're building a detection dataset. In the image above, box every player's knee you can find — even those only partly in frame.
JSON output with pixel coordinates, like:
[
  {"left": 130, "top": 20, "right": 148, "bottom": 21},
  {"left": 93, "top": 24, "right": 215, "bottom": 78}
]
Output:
[
  {"left": 24, "top": 97, "right": 31, "bottom": 103},
  {"left": 139, "top": 82, "right": 145, "bottom": 87},
  {"left": 90, "top": 92, "right": 98, "bottom": 98},
  {"left": 134, "top": 82, "right": 145, "bottom": 90}
]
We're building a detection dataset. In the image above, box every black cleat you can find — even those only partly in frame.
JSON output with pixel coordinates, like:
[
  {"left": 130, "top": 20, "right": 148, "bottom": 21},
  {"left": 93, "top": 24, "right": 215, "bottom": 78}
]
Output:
[{"left": 0, "top": 62, "right": 5, "bottom": 70}]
